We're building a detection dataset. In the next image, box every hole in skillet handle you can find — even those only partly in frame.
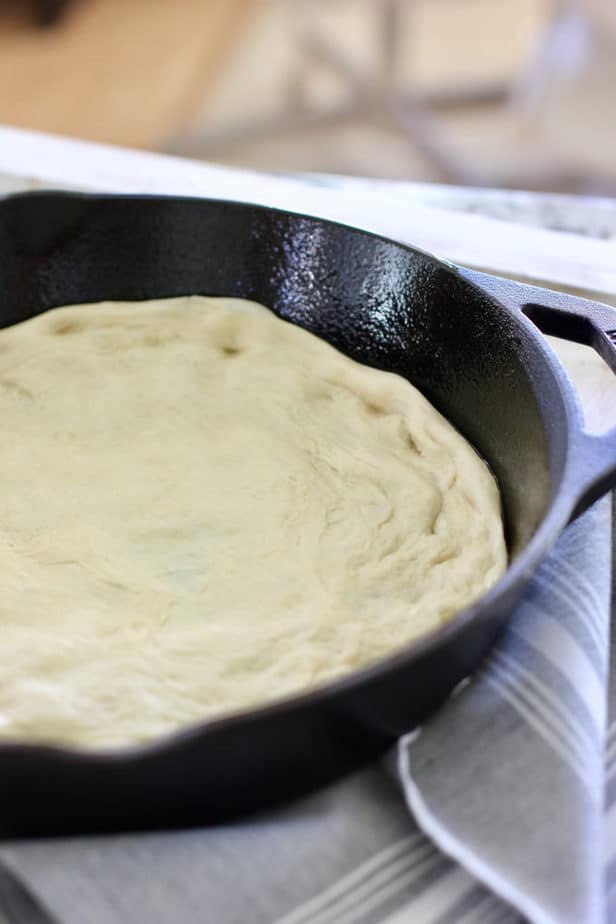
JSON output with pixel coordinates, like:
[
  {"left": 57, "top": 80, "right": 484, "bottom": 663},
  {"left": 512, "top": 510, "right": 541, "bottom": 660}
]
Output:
[
  {"left": 459, "top": 267, "right": 616, "bottom": 524},
  {"left": 520, "top": 304, "right": 616, "bottom": 436},
  {"left": 520, "top": 298, "right": 616, "bottom": 521},
  {"left": 521, "top": 302, "right": 616, "bottom": 377}
]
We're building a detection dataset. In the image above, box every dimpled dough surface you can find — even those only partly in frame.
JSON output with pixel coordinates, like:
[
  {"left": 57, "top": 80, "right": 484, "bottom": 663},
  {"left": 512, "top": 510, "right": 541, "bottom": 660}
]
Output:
[{"left": 0, "top": 296, "right": 506, "bottom": 747}]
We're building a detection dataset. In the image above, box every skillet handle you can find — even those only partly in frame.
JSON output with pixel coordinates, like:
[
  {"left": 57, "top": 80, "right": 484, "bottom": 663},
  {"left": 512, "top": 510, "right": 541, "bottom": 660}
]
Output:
[{"left": 459, "top": 267, "right": 616, "bottom": 521}]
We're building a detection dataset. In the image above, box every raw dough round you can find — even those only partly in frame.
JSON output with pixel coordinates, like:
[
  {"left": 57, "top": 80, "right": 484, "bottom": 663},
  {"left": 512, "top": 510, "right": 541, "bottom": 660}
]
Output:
[{"left": 0, "top": 296, "right": 506, "bottom": 747}]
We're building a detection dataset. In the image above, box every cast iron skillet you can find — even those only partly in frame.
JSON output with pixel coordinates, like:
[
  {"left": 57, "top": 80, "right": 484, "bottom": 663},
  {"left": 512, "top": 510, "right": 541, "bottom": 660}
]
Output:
[{"left": 0, "top": 191, "right": 615, "bottom": 838}]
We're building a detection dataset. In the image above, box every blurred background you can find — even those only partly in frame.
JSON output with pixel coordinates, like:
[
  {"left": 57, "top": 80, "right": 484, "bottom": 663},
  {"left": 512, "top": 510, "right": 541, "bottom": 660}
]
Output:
[{"left": 1, "top": 0, "right": 616, "bottom": 193}]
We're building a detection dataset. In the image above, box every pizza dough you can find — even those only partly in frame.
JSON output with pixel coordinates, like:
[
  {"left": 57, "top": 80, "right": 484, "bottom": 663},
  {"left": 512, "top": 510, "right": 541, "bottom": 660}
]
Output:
[{"left": 0, "top": 296, "right": 506, "bottom": 748}]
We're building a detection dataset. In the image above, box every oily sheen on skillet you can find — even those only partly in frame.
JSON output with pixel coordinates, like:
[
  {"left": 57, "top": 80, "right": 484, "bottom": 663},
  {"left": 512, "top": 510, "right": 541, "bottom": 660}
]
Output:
[{"left": 0, "top": 191, "right": 614, "bottom": 837}]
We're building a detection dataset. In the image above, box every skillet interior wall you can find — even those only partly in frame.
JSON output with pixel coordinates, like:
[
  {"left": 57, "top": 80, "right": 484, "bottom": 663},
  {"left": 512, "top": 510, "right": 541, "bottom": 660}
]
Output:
[{"left": 0, "top": 193, "right": 560, "bottom": 554}]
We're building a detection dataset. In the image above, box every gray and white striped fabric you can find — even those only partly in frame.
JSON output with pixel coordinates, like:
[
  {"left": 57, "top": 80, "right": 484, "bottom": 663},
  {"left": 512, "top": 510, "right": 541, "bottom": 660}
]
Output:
[{"left": 0, "top": 496, "right": 611, "bottom": 924}]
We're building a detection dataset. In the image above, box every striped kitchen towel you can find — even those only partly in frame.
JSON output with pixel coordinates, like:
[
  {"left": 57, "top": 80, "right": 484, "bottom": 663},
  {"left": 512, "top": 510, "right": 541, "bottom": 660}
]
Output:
[{"left": 0, "top": 496, "right": 611, "bottom": 924}]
